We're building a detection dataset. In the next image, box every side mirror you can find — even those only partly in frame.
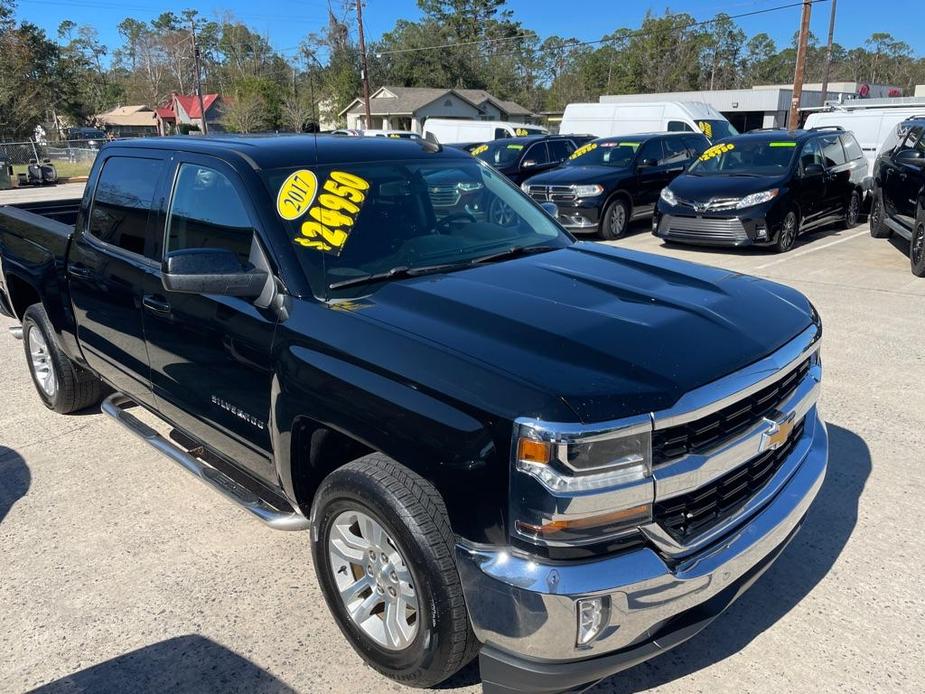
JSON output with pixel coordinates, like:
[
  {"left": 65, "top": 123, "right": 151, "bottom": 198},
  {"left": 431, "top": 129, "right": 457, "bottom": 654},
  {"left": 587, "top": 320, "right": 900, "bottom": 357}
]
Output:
[
  {"left": 162, "top": 248, "right": 268, "bottom": 299},
  {"left": 638, "top": 158, "right": 658, "bottom": 169},
  {"left": 540, "top": 202, "right": 558, "bottom": 218},
  {"left": 896, "top": 148, "right": 925, "bottom": 166},
  {"left": 803, "top": 163, "right": 825, "bottom": 177}
]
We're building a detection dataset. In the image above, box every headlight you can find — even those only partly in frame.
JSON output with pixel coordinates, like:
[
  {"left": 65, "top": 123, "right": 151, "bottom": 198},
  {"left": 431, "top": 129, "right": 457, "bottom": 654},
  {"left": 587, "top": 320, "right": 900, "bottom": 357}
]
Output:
[
  {"left": 520, "top": 182, "right": 531, "bottom": 193},
  {"left": 511, "top": 418, "right": 654, "bottom": 547},
  {"left": 457, "top": 181, "right": 483, "bottom": 192},
  {"left": 736, "top": 188, "right": 779, "bottom": 209},
  {"left": 659, "top": 187, "right": 678, "bottom": 206},
  {"left": 571, "top": 184, "right": 604, "bottom": 197}
]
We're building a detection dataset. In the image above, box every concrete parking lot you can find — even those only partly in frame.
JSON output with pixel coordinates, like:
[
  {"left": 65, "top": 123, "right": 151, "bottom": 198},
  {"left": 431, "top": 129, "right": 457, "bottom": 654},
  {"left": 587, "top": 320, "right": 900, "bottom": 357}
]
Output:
[{"left": 1, "top": 218, "right": 923, "bottom": 693}]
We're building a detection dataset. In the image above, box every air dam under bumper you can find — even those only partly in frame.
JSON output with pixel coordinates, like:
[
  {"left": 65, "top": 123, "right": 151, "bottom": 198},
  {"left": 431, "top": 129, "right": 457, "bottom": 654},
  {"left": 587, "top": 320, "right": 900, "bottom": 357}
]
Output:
[{"left": 456, "top": 412, "right": 828, "bottom": 694}]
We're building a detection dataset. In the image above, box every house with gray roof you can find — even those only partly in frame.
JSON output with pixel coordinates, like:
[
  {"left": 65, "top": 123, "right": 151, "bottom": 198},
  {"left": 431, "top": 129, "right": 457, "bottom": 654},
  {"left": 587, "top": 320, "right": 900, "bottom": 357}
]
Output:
[{"left": 339, "top": 86, "right": 537, "bottom": 133}]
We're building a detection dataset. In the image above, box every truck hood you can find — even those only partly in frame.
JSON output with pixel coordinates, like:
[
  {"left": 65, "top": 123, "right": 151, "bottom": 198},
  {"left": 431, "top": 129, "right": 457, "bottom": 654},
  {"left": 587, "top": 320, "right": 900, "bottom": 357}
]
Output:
[
  {"left": 526, "top": 165, "right": 629, "bottom": 186},
  {"left": 669, "top": 173, "right": 788, "bottom": 201},
  {"left": 353, "top": 242, "right": 815, "bottom": 423}
]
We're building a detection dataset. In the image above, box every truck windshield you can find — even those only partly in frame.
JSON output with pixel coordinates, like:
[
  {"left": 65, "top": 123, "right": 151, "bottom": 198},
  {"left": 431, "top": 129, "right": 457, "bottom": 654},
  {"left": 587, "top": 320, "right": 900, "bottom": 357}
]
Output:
[
  {"left": 696, "top": 119, "right": 739, "bottom": 141},
  {"left": 564, "top": 141, "right": 638, "bottom": 168},
  {"left": 688, "top": 139, "right": 797, "bottom": 176},
  {"left": 264, "top": 159, "right": 571, "bottom": 296},
  {"left": 471, "top": 141, "right": 525, "bottom": 167}
]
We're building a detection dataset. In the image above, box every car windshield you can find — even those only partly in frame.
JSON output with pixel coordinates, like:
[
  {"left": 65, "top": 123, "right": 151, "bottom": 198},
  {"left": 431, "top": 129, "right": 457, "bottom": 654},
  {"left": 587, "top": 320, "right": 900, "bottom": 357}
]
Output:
[
  {"left": 471, "top": 141, "right": 526, "bottom": 167},
  {"left": 696, "top": 119, "right": 739, "bottom": 141},
  {"left": 564, "top": 141, "right": 639, "bottom": 168},
  {"left": 264, "top": 159, "right": 571, "bottom": 297},
  {"left": 688, "top": 139, "right": 797, "bottom": 176}
]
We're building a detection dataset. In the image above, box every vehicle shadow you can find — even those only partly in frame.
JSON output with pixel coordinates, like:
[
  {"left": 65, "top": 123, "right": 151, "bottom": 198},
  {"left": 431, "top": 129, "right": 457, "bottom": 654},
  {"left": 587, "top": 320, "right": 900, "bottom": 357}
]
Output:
[
  {"left": 0, "top": 445, "right": 30, "bottom": 525},
  {"left": 29, "top": 634, "right": 296, "bottom": 694},
  {"left": 888, "top": 235, "right": 911, "bottom": 260},
  {"left": 587, "top": 422, "right": 869, "bottom": 692}
]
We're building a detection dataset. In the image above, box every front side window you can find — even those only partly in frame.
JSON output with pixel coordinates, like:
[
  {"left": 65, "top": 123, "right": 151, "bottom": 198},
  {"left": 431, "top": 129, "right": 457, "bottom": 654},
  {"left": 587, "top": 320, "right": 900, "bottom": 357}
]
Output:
[
  {"left": 88, "top": 156, "right": 163, "bottom": 258},
  {"left": 166, "top": 163, "right": 254, "bottom": 264},
  {"left": 819, "top": 135, "right": 847, "bottom": 168},
  {"left": 264, "top": 159, "right": 570, "bottom": 296},
  {"left": 523, "top": 142, "right": 549, "bottom": 166},
  {"left": 800, "top": 139, "right": 825, "bottom": 172},
  {"left": 661, "top": 137, "right": 691, "bottom": 165},
  {"left": 898, "top": 127, "right": 924, "bottom": 152},
  {"left": 841, "top": 134, "right": 864, "bottom": 162},
  {"left": 547, "top": 139, "right": 574, "bottom": 162},
  {"left": 637, "top": 139, "right": 664, "bottom": 165}
]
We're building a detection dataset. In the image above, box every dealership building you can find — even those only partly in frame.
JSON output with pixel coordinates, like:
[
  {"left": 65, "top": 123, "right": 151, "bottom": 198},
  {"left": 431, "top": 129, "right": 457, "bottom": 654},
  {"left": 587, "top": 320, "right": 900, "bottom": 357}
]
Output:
[{"left": 597, "top": 82, "right": 901, "bottom": 132}]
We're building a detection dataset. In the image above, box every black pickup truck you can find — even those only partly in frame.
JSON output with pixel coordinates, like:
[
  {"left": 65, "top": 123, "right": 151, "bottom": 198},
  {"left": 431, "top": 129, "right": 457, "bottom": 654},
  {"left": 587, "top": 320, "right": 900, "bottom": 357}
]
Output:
[{"left": 0, "top": 136, "right": 828, "bottom": 693}]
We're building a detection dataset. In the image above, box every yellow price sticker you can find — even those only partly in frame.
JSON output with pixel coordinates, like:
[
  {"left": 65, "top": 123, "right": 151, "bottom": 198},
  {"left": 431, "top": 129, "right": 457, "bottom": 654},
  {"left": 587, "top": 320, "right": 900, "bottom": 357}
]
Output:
[
  {"left": 470, "top": 144, "right": 489, "bottom": 156},
  {"left": 276, "top": 169, "right": 318, "bottom": 221},
  {"left": 515, "top": 128, "right": 529, "bottom": 136},
  {"left": 699, "top": 143, "right": 734, "bottom": 162},
  {"left": 294, "top": 170, "right": 371, "bottom": 256},
  {"left": 569, "top": 142, "right": 598, "bottom": 160},
  {"left": 697, "top": 121, "right": 713, "bottom": 139}
]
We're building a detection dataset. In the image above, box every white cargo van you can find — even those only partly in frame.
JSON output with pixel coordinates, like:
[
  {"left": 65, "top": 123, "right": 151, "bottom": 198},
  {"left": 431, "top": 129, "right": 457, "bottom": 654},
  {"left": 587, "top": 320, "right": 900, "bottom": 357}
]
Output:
[
  {"left": 559, "top": 101, "right": 737, "bottom": 142},
  {"left": 422, "top": 118, "right": 548, "bottom": 144},
  {"left": 804, "top": 108, "right": 925, "bottom": 174}
]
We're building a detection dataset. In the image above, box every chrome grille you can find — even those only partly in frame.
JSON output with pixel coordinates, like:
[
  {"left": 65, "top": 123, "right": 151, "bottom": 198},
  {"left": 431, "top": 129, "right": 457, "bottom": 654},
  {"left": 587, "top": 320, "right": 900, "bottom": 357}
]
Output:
[
  {"left": 527, "top": 185, "right": 576, "bottom": 202},
  {"left": 659, "top": 214, "right": 748, "bottom": 243},
  {"left": 429, "top": 185, "right": 461, "bottom": 207}
]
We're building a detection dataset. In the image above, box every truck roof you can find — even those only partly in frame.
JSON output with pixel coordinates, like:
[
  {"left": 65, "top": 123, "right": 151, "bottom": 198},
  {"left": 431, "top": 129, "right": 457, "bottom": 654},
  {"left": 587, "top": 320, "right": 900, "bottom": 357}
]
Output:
[{"left": 108, "top": 134, "right": 461, "bottom": 171}]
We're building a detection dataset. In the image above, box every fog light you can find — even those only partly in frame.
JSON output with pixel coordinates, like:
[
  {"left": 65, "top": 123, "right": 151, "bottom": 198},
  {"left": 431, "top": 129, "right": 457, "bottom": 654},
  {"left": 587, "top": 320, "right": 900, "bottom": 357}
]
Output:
[
  {"left": 756, "top": 225, "right": 768, "bottom": 240},
  {"left": 577, "top": 597, "right": 608, "bottom": 646}
]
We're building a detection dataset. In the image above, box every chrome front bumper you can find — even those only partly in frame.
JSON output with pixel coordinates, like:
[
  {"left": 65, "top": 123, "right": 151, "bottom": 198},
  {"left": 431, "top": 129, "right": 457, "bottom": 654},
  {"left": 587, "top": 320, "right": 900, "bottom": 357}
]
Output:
[{"left": 456, "top": 408, "right": 827, "bottom": 689}]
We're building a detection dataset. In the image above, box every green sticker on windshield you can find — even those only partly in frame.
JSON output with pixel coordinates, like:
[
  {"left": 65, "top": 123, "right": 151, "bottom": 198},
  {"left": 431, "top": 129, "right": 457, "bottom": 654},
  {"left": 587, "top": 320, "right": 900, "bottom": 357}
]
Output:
[
  {"left": 769, "top": 142, "right": 797, "bottom": 148},
  {"left": 617, "top": 142, "right": 640, "bottom": 149},
  {"left": 507, "top": 144, "right": 524, "bottom": 150}
]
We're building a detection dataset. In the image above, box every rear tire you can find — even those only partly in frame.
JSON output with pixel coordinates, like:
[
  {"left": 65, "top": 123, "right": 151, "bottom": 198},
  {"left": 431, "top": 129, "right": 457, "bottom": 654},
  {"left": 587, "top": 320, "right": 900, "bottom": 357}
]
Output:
[
  {"left": 774, "top": 210, "right": 799, "bottom": 253},
  {"left": 600, "top": 198, "right": 629, "bottom": 240},
  {"left": 22, "top": 304, "right": 104, "bottom": 414},
  {"left": 311, "top": 454, "right": 478, "bottom": 688},
  {"left": 869, "top": 190, "right": 891, "bottom": 238},
  {"left": 911, "top": 220, "right": 925, "bottom": 278},
  {"left": 843, "top": 189, "right": 860, "bottom": 229}
]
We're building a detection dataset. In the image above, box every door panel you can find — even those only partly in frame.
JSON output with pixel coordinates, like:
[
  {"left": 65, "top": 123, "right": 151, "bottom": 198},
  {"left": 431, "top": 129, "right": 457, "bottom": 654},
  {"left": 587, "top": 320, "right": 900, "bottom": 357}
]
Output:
[
  {"left": 68, "top": 153, "right": 167, "bottom": 405},
  {"left": 795, "top": 140, "right": 826, "bottom": 224},
  {"left": 819, "top": 135, "right": 850, "bottom": 217},
  {"left": 634, "top": 138, "right": 670, "bottom": 214},
  {"left": 142, "top": 156, "right": 279, "bottom": 483},
  {"left": 893, "top": 127, "right": 924, "bottom": 227}
]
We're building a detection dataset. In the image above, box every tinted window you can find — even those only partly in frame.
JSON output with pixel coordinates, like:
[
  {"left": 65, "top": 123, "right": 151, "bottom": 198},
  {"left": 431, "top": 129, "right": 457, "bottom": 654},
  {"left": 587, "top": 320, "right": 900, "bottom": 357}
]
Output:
[
  {"left": 898, "top": 126, "right": 923, "bottom": 152},
  {"left": 682, "top": 135, "right": 709, "bottom": 157},
  {"left": 841, "top": 134, "right": 864, "bottom": 162},
  {"left": 524, "top": 142, "right": 549, "bottom": 166},
  {"left": 547, "top": 139, "right": 574, "bottom": 162},
  {"left": 819, "top": 135, "right": 847, "bottom": 167},
  {"left": 637, "top": 139, "right": 664, "bottom": 164},
  {"left": 691, "top": 138, "right": 799, "bottom": 175},
  {"left": 800, "top": 139, "right": 825, "bottom": 172},
  {"left": 668, "top": 120, "right": 694, "bottom": 132},
  {"left": 88, "top": 156, "right": 162, "bottom": 258},
  {"left": 166, "top": 164, "right": 253, "bottom": 264},
  {"left": 494, "top": 128, "right": 508, "bottom": 140},
  {"left": 661, "top": 137, "right": 691, "bottom": 165}
]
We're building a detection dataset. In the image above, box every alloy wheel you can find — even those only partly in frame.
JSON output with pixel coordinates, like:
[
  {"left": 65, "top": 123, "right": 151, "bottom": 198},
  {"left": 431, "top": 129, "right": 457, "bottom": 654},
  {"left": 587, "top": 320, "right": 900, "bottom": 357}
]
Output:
[
  {"left": 328, "top": 510, "right": 419, "bottom": 651},
  {"left": 610, "top": 203, "right": 626, "bottom": 234},
  {"left": 779, "top": 212, "right": 797, "bottom": 250},
  {"left": 847, "top": 193, "right": 859, "bottom": 226},
  {"left": 913, "top": 225, "right": 925, "bottom": 267},
  {"left": 488, "top": 198, "right": 516, "bottom": 226},
  {"left": 28, "top": 327, "right": 57, "bottom": 398}
]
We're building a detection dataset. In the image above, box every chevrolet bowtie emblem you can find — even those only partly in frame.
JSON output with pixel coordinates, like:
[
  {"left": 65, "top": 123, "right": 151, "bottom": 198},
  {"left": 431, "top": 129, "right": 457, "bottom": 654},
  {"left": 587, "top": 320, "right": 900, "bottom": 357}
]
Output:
[{"left": 759, "top": 413, "right": 796, "bottom": 453}]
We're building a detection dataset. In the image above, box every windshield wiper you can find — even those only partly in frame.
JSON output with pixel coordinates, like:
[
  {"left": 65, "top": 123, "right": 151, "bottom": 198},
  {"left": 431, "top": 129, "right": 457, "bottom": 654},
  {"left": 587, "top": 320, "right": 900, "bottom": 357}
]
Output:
[
  {"left": 469, "top": 245, "right": 560, "bottom": 266},
  {"left": 329, "top": 262, "right": 468, "bottom": 290}
]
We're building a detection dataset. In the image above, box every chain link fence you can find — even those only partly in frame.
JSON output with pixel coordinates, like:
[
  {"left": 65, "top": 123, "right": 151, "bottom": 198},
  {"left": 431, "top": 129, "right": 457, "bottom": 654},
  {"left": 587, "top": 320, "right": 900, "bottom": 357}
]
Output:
[{"left": 0, "top": 139, "right": 103, "bottom": 179}]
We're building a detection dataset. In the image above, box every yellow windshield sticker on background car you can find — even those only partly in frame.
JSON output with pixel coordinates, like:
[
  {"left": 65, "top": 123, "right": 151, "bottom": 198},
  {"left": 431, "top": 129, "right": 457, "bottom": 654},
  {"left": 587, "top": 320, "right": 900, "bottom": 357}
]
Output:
[
  {"left": 277, "top": 169, "right": 318, "bottom": 221},
  {"left": 294, "top": 170, "right": 370, "bottom": 255},
  {"left": 570, "top": 142, "right": 598, "bottom": 160},
  {"left": 515, "top": 128, "right": 529, "bottom": 136},
  {"left": 470, "top": 144, "right": 489, "bottom": 156},
  {"left": 769, "top": 142, "right": 797, "bottom": 147},
  {"left": 699, "top": 143, "right": 734, "bottom": 161},
  {"left": 697, "top": 121, "right": 713, "bottom": 139}
]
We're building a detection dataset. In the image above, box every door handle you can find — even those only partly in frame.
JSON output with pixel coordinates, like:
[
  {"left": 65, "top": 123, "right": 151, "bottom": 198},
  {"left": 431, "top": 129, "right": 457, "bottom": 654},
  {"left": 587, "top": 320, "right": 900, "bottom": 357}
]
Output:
[
  {"left": 68, "top": 263, "right": 93, "bottom": 279},
  {"left": 142, "top": 295, "right": 171, "bottom": 315}
]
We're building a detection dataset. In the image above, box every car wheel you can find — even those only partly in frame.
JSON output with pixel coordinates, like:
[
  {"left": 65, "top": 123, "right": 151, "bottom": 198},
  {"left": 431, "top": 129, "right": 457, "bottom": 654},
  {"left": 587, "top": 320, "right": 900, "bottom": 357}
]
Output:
[
  {"left": 911, "top": 221, "right": 925, "bottom": 277},
  {"left": 843, "top": 190, "right": 860, "bottom": 229},
  {"left": 774, "top": 210, "right": 799, "bottom": 253},
  {"left": 869, "top": 190, "right": 891, "bottom": 238},
  {"left": 22, "top": 304, "right": 105, "bottom": 413},
  {"left": 488, "top": 197, "right": 517, "bottom": 227},
  {"left": 311, "top": 454, "right": 478, "bottom": 688},
  {"left": 600, "top": 198, "right": 629, "bottom": 240}
]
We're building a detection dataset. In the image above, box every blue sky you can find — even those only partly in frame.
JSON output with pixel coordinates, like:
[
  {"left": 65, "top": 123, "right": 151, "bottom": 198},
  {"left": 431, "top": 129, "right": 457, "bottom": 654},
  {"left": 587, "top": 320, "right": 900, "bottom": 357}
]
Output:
[{"left": 11, "top": 0, "right": 923, "bottom": 61}]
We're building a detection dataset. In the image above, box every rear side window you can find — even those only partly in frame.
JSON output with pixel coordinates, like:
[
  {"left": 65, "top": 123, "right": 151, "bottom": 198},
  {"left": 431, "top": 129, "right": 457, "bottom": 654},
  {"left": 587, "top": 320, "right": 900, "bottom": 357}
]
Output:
[
  {"left": 819, "top": 135, "right": 847, "bottom": 167},
  {"left": 841, "top": 134, "right": 864, "bottom": 162},
  {"left": 88, "top": 156, "right": 163, "bottom": 258},
  {"left": 547, "top": 139, "right": 574, "bottom": 162},
  {"left": 638, "top": 138, "right": 664, "bottom": 164},
  {"left": 166, "top": 163, "right": 254, "bottom": 264}
]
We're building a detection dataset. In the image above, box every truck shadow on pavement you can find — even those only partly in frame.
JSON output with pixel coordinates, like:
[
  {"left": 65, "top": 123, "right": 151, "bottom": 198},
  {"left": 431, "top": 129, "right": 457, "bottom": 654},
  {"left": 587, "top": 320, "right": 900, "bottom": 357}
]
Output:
[
  {"left": 0, "top": 446, "right": 30, "bottom": 525},
  {"left": 29, "top": 634, "right": 296, "bottom": 694},
  {"left": 588, "top": 422, "right": 870, "bottom": 693}
]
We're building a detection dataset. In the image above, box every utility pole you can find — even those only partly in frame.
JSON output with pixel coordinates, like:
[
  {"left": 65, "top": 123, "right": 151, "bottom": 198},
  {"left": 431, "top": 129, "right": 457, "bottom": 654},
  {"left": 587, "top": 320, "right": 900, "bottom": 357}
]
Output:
[
  {"left": 788, "top": 0, "right": 813, "bottom": 129},
  {"left": 819, "top": 0, "right": 837, "bottom": 105},
  {"left": 355, "top": 0, "right": 372, "bottom": 128},
  {"left": 190, "top": 16, "right": 208, "bottom": 135}
]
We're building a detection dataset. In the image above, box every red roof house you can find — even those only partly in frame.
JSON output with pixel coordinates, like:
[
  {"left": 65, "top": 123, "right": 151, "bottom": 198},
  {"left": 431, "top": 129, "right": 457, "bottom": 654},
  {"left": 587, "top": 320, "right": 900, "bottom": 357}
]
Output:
[{"left": 156, "top": 93, "right": 224, "bottom": 135}]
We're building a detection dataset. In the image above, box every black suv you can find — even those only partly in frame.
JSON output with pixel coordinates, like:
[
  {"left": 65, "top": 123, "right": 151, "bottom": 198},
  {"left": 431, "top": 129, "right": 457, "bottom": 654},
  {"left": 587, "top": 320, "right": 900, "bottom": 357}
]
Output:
[
  {"left": 870, "top": 116, "right": 925, "bottom": 276},
  {"left": 468, "top": 134, "right": 594, "bottom": 185},
  {"left": 655, "top": 127, "right": 868, "bottom": 252},
  {"left": 522, "top": 132, "right": 710, "bottom": 239}
]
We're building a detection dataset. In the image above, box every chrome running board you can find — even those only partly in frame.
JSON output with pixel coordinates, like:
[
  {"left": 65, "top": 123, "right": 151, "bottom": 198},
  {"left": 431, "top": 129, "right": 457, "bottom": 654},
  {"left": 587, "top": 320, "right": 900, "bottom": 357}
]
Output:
[
  {"left": 101, "top": 393, "right": 309, "bottom": 531},
  {"left": 9, "top": 325, "right": 22, "bottom": 340}
]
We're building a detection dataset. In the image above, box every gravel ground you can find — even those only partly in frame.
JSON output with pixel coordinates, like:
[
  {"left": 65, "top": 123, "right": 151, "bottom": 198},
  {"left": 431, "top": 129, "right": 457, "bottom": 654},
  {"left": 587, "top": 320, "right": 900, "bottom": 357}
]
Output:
[{"left": 1, "top": 218, "right": 923, "bottom": 693}]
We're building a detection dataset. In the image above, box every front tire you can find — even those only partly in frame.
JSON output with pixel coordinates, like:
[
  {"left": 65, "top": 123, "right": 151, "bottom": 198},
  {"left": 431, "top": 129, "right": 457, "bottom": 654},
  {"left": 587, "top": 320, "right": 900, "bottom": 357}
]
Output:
[
  {"left": 22, "top": 304, "right": 104, "bottom": 413},
  {"left": 600, "top": 198, "right": 629, "bottom": 240},
  {"left": 911, "top": 220, "right": 925, "bottom": 277},
  {"left": 311, "top": 454, "right": 478, "bottom": 688},
  {"left": 869, "top": 190, "right": 890, "bottom": 238},
  {"left": 774, "top": 210, "right": 799, "bottom": 253}
]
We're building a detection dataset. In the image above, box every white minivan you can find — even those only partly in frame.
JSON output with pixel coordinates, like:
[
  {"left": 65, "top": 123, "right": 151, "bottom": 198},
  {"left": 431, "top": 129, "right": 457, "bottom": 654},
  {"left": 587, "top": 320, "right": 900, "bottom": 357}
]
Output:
[
  {"left": 803, "top": 107, "right": 925, "bottom": 174},
  {"left": 559, "top": 101, "right": 737, "bottom": 142},
  {"left": 422, "top": 118, "right": 548, "bottom": 144}
]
